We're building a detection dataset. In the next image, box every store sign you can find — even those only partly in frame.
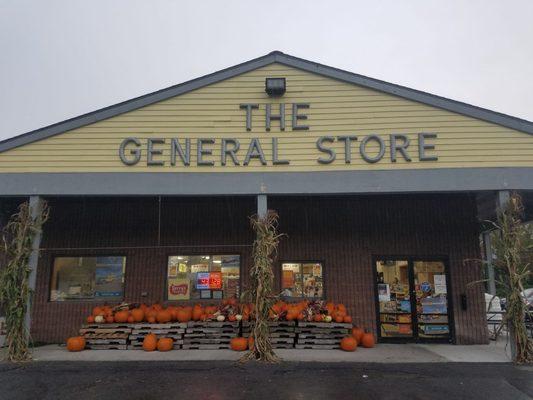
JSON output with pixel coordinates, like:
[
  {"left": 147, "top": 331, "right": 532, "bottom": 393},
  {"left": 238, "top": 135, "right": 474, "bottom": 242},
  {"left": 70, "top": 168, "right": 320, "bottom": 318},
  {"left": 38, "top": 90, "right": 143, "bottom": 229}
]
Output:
[
  {"left": 168, "top": 278, "right": 190, "bottom": 300},
  {"left": 118, "top": 103, "right": 438, "bottom": 167}
]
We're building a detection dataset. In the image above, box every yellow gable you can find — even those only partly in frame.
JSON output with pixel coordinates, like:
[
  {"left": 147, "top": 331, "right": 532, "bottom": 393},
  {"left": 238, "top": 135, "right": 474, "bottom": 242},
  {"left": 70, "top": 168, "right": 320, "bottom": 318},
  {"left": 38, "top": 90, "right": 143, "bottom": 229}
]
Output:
[{"left": 1, "top": 62, "right": 532, "bottom": 173}]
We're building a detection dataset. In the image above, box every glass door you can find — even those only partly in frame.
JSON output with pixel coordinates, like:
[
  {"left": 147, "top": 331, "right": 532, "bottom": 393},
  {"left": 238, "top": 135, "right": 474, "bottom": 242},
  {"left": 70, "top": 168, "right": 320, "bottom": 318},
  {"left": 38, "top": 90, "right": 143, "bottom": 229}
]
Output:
[{"left": 375, "top": 258, "right": 451, "bottom": 342}]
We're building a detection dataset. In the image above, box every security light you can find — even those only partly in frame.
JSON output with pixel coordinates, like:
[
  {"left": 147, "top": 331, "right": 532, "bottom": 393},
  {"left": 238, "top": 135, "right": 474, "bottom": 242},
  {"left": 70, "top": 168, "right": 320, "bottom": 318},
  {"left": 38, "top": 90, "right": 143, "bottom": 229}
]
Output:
[{"left": 265, "top": 77, "right": 286, "bottom": 96}]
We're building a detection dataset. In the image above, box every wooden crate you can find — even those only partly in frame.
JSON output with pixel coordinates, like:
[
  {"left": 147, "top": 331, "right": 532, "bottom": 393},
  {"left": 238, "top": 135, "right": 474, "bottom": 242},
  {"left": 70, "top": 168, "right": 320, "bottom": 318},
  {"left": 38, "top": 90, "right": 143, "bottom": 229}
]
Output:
[{"left": 85, "top": 343, "right": 128, "bottom": 350}]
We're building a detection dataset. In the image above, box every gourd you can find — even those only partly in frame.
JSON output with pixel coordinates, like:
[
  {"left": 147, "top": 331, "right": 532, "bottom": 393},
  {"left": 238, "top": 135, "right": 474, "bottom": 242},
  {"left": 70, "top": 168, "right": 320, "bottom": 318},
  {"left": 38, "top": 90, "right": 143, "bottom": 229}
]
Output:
[
  {"left": 235, "top": 314, "right": 243, "bottom": 321},
  {"left": 86, "top": 315, "right": 95, "bottom": 324},
  {"left": 313, "top": 314, "right": 323, "bottom": 322},
  {"left": 361, "top": 332, "right": 375, "bottom": 348},
  {"left": 340, "top": 336, "right": 357, "bottom": 352},
  {"left": 114, "top": 310, "right": 129, "bottom": 323},
  {"left": 156, "top": 309, "right": 172, "bottom": 323},
  {"left": 66, "top": 336, "right": 86, "bottom": 352},
  {"left": 131, "top": 308, "right": 144, "bottom": 323},
  {"left": 94, "top": 315, "right": 105, "bottom": 324},
  {"left": 351, "top": 327, "right": 364, "bottom": 343},
  {"left": 216, "top": 315, "right": 225, "bottom": 322},
  {"left": 230, "top": 337, "right": 248, "bottom": 351},
  {"left": 323, "top": 315, "right": 332, "bottom": 323},
  {"left": 142, "top": 333, "right": 157, "bottom": 351},
  {"left": 157, "top": 338, "right": 174, "bottom": 352}
]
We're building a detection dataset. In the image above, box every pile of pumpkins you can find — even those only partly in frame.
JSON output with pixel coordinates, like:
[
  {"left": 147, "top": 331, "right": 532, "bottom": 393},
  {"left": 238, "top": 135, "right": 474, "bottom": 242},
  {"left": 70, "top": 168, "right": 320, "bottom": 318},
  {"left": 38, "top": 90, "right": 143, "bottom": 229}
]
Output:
[
  {"left": 85, "top": 299, "right": 251, "bottom": 324},
  {"left": 270, "top": 300, "right": 353, "bottom": 323},
  {"left": 339, "top": 326, "right": 375, "bottom": 352},
  {"left": 142, "top": 333, "right": 174, "bottom": 352}
]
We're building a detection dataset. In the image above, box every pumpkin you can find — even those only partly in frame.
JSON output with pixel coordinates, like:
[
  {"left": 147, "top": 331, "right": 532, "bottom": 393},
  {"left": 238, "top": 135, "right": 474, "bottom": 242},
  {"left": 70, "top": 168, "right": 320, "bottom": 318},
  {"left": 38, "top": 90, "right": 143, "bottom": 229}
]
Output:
[
  {"left": 235, "top": 314, "right": 243, "bottom": 321},
  {"left": 177, "top": 308, "right": 192, "bottom": 322},
  {"left": 337, "top": 304, "right": 347, "bottom": 313},
  {"left": 86, "top": 315, "right": 95, "bottom": 324},
  {"left": 147, "top": 316, "right": 156, "bottom": 324},
  {"left": 156, "top": 309, "right": 172, "bottom": 323},
  {"left": 325, "top": 302, "right": 335, "bottom": 315},
  {"left": 127, "top": 316, "right": 134, "bottom": 323},
  {"left": 152, "top": 303, "right": 163, "bottom": 312},
  {"left": 248, "top": 336, "right": 254, "bottom": 350},
  {"left": 114, "top": 310, "right": 129, "bottom": 323},
  {"left": 313, "top": 314, "right": 323, "bottom": 322},
  {"left": 297, "top": 313, "right": 304, "bottom": 321},
  {"left": 351, "top": 327, "right": 364, "bottom": 343},
  {"left": 157, "top": 337, "right": 174, "bottom": 352},
  {"left": 334, "top": 315, "right": 344, "bottom": 323},
  {"left": 66, "top": 336, "right": 86, "bottom": 352},
  {"left": 340, "top": 336, "right": 357, "bottom": 352},
  {"left": 343, "top": 316, "right": 352, "bottom": 324},
  {"left": 105, "top": 315, "right": 114, "bottom": 323},
  {"left": 286, "top": 312, "right": 296, "bottom": 321},
  {"left": 361, "top": 332, "right": 375, "bottom": 348},
  {"left": 142, "top": 333, "right": 157, "bottom": 351},
  {"left": 227, "top": 297, "right": 237, "bottom": 307},
  {"left": 216, "top": 315, "right": 225, "bottom": 322},
  {"left": 228, "top": 314, "right": 237, "bottom": 322},
  {"left": 94, "top": 315, "right": 105, "bottom": 324},
  {"left": 192, "top": 305, "right": 203, "bottom": 321},
  {"left": 230, "top": 337, "right": 248, "bottom": 351},
  {"left": 131, "top": 308, "right": 144, "bottom": 322},
  {"left": 91, "top": 306, "right": 103, "bottom": 317}
]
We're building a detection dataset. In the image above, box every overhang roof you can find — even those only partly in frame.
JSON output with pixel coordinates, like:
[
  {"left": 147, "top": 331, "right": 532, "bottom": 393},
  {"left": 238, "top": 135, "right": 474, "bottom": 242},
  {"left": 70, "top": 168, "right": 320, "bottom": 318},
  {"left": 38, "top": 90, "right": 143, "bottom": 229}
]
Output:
[{"left": 1, "top": 51, "right": 533, "bottom": 154}]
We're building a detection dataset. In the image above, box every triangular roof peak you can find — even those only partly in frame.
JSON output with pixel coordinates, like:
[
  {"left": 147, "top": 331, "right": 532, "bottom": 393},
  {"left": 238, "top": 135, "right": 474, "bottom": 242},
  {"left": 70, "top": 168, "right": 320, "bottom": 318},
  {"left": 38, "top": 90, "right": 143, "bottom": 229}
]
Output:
[{"left": 1, "top": 51, "right": 532, "bottom": 152}]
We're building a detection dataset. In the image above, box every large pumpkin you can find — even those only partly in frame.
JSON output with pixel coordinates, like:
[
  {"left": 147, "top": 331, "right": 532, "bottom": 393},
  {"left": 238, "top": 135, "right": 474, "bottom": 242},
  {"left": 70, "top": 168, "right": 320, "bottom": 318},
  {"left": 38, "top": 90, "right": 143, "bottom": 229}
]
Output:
[
  {"left": 66, "top": 336, "right": 86, "bottom": 352},
  {"left": 156, "top": 309, "right": 172, "bottom": 323},
  {"left": 361, "top": 332, "right": 375, "bottom": 348},
  {"left": 177, "top": 308, "right": 192, "bottom": 323},
  {"left": 157, "top": 337, "right": 174, "bottom": 352},
  {"left": 142, "top": 333, "right": 158, "bottom": 351},
  {"left": 230, "top": 337, "right": 248, "bottom": 351},
  {"left": 192, "top": 305, "right": 203, "bottom": 321},
  {"left": 91, "top": 306, "right": 103, "bottom": 317},
  {"left": 131, "top": 308, "right": 144, "bottom": 323},
  {"left": 351, "top": 327, "right": 364, "bottom": 344},
  {"left": 340, "top": 336, "right": 357, "bottom": 352},
  {"left": 114, "top": 310, "right": 129, "bottom": 323}
]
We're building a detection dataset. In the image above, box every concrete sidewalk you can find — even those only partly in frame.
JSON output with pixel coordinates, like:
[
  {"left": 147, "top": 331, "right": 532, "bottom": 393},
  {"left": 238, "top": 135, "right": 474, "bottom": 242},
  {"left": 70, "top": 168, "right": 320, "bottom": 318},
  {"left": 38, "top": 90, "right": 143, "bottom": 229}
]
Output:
[{"left": 2, "top": 338, "right": 513, "bottom": 363}]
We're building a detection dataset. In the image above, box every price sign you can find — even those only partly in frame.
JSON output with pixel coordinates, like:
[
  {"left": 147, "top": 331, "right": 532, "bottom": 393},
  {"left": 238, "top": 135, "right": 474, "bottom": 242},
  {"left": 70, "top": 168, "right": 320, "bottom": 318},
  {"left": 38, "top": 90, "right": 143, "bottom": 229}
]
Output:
[
  {"left": 209, "top": 272, "right": 222, "bottom": 289},
  {"left": 196, "top": 272, "right": 210, "bottom": 290}
]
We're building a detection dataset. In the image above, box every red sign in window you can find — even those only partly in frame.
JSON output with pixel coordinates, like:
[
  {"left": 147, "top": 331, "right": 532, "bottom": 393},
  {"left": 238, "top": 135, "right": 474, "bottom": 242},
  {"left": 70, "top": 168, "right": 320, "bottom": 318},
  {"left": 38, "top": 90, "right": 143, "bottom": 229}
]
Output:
[{"left": 209, "top": 272, "right": 222, "bottom": 289}]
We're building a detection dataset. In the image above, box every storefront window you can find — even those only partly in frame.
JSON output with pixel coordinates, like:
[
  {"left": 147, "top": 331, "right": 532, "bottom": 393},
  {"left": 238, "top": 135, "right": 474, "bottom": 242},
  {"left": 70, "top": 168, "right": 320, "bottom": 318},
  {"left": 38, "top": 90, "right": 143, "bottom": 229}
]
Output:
[
  {"left": 50, "top": 256, "right": 126, "bottom": 301},
  {"left": 167, "top": 255, "right": 240, "bottom": 300},
  {"left": 281, "top": 262, "right": 323, "bottom": 299}
]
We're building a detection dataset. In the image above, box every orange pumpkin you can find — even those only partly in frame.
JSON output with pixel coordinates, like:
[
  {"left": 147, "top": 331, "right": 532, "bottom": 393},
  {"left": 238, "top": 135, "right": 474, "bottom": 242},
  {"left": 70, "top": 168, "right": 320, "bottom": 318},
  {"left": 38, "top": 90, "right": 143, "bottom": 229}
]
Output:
[
  {"left": 325, "top": 302, "right": 335, "bottom": 315},
  {"left": 177, "top": 308, "right": 192, "bottom": 322},
  {"left": 105, "top": 315, "right": 114, "bottom": 324},
  {"left": 114, "top": 310, "right": 129, "bottom": 323},
  {"left": 91, "top": 307, "right": 103, "bottom": 317},
  {"left": 157, "top": 337, "right": 174, "bottom": 352},
  {"left": 343, "top": 316, "right": 352, "bottom": 324},
  {"left": 127, "top": 316, "right": 134, "bottom": 323},
  {"left": 340, "top": 336, "right": 357, "bottom": 352},
  {"left": 147, "top": 315, "right": 156, "bottom": 324},
  {"left": 314, "top": 314, "right": 323, "bottom": 322},
  {"left": 227, "top": 297, "right": 237, "bottom": 307},
  {"left": 286, "top": 312, "right": 295, "bottom": 321},
  {"left": 156, "top": 309, "right": 172, "bottom": 323},
  {"left": 152, "top": 303, "right": 163, "bottom": 312},
  {"left": 297, "top": 313, "right": 304, "bottom": 321},
  {"left": 142, "top": 333, "right": 157, "bottom": 351},
  {"left": 86, "top": 315, "right": 95, "bottom": 324},
  {"left": 228, "top": 314, "right": 237, "bottom": 322},
  {"left": 230, "top": 337, "right": 248, "bottom": 351},
  {"left": 131, "top": 308, "right": 144, "bottom": 323},
  {"left": 351, "top": 327, "right": 364, "bottom": 343},
  {"left": 334, "top": 315, "right": 344, "bottom": 323},
  {"left": 337, "top": 304, "right": 347, "bottom": 313},
  {"left": 361, "top": 332, "right": 375, "bottom": 348},
  {"left": 192, "top": 305, "right": 203, "bottom": 321},
  {"left": 66, "top": 336, "right": 86, "bottom": 352}
]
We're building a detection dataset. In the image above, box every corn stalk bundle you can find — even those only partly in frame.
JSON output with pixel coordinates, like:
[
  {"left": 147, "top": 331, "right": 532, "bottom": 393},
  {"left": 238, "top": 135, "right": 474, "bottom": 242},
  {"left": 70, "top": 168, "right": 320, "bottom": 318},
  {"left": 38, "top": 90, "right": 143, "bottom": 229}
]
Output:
[
  {"left": 491, "top": 194, "right": 533, "bottom": 364},
  {"left": 0, "top": 201, "right": 49, "bottom": 362},
  {"left": 241, "top": 210, "right": 284, "bottom": 363}
]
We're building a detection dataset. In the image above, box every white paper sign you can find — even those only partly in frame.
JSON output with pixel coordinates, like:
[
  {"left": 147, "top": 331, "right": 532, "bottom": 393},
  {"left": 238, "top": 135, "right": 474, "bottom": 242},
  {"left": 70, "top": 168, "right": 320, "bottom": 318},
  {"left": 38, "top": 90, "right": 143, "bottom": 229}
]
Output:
[{"left": 434, "top": 274, "right": 447, "bottom": 294}]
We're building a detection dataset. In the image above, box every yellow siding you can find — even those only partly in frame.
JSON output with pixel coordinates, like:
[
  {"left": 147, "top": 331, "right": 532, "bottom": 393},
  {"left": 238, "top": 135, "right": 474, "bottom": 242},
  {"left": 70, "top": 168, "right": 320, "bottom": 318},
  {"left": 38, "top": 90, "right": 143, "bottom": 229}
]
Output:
[{"left": 1, "top": 63, "right": 532, "bottom": 173}]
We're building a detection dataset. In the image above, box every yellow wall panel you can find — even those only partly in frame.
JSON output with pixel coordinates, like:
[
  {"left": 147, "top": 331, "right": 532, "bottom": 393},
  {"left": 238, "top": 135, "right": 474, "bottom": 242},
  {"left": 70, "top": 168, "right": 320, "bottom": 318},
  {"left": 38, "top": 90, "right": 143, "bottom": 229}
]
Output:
[{"left": 1, "top": 63, "right": 532, "bottom": 173}]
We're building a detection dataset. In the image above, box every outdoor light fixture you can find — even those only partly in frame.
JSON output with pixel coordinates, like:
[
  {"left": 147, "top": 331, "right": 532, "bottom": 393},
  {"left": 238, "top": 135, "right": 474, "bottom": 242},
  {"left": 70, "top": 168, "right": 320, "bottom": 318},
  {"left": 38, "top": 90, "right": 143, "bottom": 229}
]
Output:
[{"left": 265, "top": 77, "right": 286, "bottom": 96}]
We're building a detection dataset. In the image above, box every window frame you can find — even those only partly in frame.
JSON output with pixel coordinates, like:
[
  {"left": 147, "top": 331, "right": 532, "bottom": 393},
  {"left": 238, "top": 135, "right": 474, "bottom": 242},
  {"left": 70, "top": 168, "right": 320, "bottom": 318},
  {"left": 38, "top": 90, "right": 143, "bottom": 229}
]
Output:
[
  {"left": 165, "top": 252, "right": 242, "bottom": 302},
  {"left": 48, "top": 253, "right": 127, "bottom": 303},
  {"left": 279, "top": 259, "right": 326, "bottom": 300}
]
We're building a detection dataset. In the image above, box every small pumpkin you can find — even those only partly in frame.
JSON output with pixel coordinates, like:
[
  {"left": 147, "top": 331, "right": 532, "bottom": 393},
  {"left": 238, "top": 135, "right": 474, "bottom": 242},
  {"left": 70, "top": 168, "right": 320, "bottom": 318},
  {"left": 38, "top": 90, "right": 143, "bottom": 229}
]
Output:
[
  {"left": 142, "top": 333, "right": 157, "bottom": 351},
  {"left": 114, "top": 310, "right": 129, "bottom": 323},
  {"left": 94, "top": 315, "right": 105, "bottom": 324},
  {"left": 351, "top": 327, "right": 364, "bottom": 343},
  {"left": 313, "top": 314, "right": 323, "bottom": 322},
  {"left": 147, "top": 315, "right": 156, "bottom": 324},
  {"left": 66, "top": 336, "right": 86, "bottom": 352},
  {"left": 228, "top": 314, "right": 237, "bottom": 322},
  {"left": 157, "top": 337, "right": 174, "bottom": 352},
  {"left": 340, "top": 336, "right": 357, "bottom": 352},
  {"left": 177, "top": 308, "right": 192, "bottom": 322},
  {"left": 334, "top": 315, "right": 344, "bottom": 323},
  {"left": 86, "top": 315, "right": 95, "bottom": 324},
  {"left": 131, "top": 308, "right": 144, "bottom": 323},
  {"left": 361, "top": 332, "right": 375, "bottom": 348},
  {"left": 156, "top": 309, "right": 172, "bottom": 323},
  {"left": 192, "top": 305, "right": 203, "bottom": 321},
  {"left": 127, "top": 315, "right": 134, "bottom": 323},
  {"left": 91, "top": 306, "right": 103, "bottom": 317},
  {"left": 230, "top": 337, "right": 248, "bottom": 351},
  {"left": 343, "top": 315, "right": 352, "bottom": 324},
  {"left": 105, "top": 315, "right": 114, "bottom": 324}
]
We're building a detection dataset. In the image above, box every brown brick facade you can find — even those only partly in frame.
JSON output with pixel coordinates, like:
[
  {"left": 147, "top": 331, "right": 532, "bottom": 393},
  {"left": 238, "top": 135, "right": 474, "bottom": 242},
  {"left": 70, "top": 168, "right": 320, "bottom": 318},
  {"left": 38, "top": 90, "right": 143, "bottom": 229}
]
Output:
[{"left": 28, "top": 194, "right": 488, "bottom": 344}]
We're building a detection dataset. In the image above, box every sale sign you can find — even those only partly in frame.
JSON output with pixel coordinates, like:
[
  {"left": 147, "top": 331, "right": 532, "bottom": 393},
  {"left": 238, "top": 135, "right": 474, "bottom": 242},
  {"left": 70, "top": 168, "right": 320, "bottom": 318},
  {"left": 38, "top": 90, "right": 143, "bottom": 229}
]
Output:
[
  {"left": 168, "top": 278, "right": 190, "bottom": 300},
  {"left": 209, "top": 272, "right": 222, "bottom": 289},
  {"left": 196, "top": 272, "right": 210, "bottom": 290}
]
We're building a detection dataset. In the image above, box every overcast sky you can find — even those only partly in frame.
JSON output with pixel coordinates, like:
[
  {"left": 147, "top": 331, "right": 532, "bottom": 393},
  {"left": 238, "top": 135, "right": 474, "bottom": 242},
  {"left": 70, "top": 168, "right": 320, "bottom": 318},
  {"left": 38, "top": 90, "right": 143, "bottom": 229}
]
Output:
[{"left": 1, "top": 0, "right": 532, "bottom": 141}]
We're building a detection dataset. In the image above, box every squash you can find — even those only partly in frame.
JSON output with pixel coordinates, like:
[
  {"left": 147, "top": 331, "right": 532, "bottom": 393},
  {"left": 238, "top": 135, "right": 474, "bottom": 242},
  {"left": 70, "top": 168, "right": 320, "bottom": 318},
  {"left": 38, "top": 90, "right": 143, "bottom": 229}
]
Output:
[
  {"left": 91, "top": 306, "right": 103, "bottom": 317},
  {"left": 351, "top": 327, "right": 364, "bottom": 344},
  {"left": 340, "top": 336, "right": 357, "bottom": 352},
  {"left": 192, "top": 305, "right": 203, "bottom": 321},
  {"left": 334, "top": 315, "right": 344, "bottom": 323},
  {"left": 156, "top": 309, "right": 172, "bottom": 323},
  {"left": 131, "top": 308, "right": 144, "bottom": 323},
  {"left": 142, "top": 333, "right": 157, "bottom": 351},
  {"left": 86, "top": 315, "right": 95, "bottom": 324},
  {"left": 127, "top": 316, "right": 134, "bottom": 323},
  {"left": 216, "top": 315, "right": 225, "bottom": 322},
  {"left": 230, "top": 337, "right": 248, "bottom": 351},
  {"left": 343, "top": 316, "right": 352, "bottom": 324},
  {"left": 177, "top": 308, "right": 192, "bottom": 322},
  {"left": 66, "top": 336, "right": 86, "bottom": 352},
  {"left": 157, "top": 337, "right": 174, "bottom": 352},
  {"left": 235, "top": 314, "right": 243, "bottom": 321},
  {"left": 323, "top": 315, "right": 332, "bottom": 323},
  {"left": 94, "top": 315, "right": 105, "bottom": 324},
  {"left": 105, "top": 315, "right": 114, "bottom": 324},
  {"left": 361, "top": 332, "right": 375, "bottom": 348},
  {"left": 114, "top": 310, "right": 129, "bottom": 323}
]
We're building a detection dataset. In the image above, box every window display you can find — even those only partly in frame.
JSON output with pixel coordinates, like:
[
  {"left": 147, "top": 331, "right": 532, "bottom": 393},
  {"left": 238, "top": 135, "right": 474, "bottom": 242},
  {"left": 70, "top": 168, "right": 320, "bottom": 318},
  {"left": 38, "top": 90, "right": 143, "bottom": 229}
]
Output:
[
  {"left": 167, "top": 254, "right": 240, "bottom": 300},
  {"left": 50, "top": 256, "right": 126, "bottom": 301},
  {"left": 281, "top": 262, "right": 323, "bottom": 299}
]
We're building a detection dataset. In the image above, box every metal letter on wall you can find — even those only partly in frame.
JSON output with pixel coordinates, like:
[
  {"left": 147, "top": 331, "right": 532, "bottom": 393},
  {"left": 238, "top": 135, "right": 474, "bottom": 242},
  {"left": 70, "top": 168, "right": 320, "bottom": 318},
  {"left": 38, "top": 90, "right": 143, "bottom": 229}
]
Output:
[
  {"left": 292, "top": 103, "right": 310, "bottom": 130},
  {"left": 221, "top": 138, "right": 240, "bottom": 166},
  {"left": 119, "top": 137, "right": 142, "bottom": 165},
  {"left": 316, "top": 136, "right": 336, "bottom": 164},
  {"left": 360, "top": 135, "right": 385, "bottom": 163},
  {"left": 197, "top": 138, "right": 215, "bottom": 166},
  {"left": 147, "top": 138, "right": 165, "bottom": 166},
  {"left": 418, "top": 133, "right": 438, "bottom": 161},
  {"left": 338, "top": 135, "right": 358, "bottom": 163},
  {"left": 266, "top": 103, "right": 285, "bottom": 131},
  {"left": 244, "top": 138, "right": 267, "bottom": 165},
  {"left": 239, "top": 104, "right": 259, "bottom": 131},
  {"left": 171, "top": 138, "right": 191, "bottom": 166},
  {"left": 390, "top": 134, "right": 412, "bottom": 162}
]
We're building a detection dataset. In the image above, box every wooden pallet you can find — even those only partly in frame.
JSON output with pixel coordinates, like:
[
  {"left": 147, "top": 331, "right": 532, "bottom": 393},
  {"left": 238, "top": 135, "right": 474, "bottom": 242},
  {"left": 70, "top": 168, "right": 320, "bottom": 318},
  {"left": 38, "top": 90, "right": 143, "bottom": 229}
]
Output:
[
  {"left": 270, "top": 338, "right": 294, "bottom": 344},
  {"left": 272, "top": 343, "right": 294, "bottom": 349},
  {"left": 83, "top": 324, "right": 131, "bottom": 329},
  {"left": 185, "top": 328, "right": 238, "bottom": 334},
  {"left": 182, "top": 344, "right": 231, "bottom": 350},
  {"left": 184, "top": 333, "right": 236, "bottom": 339},
  {"left": 130, "top": 333, "right": 183, "bottom": 340},
  {"left": 85, "top": 343, "right": 128, "bottom": 350},
  {"left": 80, "top": 327, "right": 132, "bottom": 335},
  {"left": 82, "top": 332, "right": 129, "bottom": 340},
  {"left": 132, "top": 323, "right": 187, "bottom": 330},
  {"left": 296, "top": 338, "right": 339, "bottom": 345},
  {"left": 182, "top": 338, "right": 232, "bottom": 344},
  {"left": 127, "top": 343, "right": 182, "bottom": 350},
  {"left": 187, "top": 321, "right": 239, "bottom": 329},
  {"left": 131, "top": 329, "right": 185, "bottom": 335},
  {"left": 297, "top": 322, "right": 352, "bottom": 329},
  {"left": 297, "top": 333, "right": 346, "bottom": 340},
  {"left": 86, "top": 338, "right": 128, "bottom": 345},
  {"left": 294, "top": 344, "right": 339, "bottom": 349},
  {"left": 295, "top": 328, "right": 350, "bottom": 335},
  {"left": 130, "top": 338, "right": 184, "bottom": 345}
]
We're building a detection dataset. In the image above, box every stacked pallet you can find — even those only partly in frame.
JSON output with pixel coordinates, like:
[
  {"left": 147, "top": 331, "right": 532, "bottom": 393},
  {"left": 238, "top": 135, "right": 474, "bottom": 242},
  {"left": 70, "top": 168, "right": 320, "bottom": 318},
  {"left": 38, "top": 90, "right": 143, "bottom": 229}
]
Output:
[
  {"left": 79, "top": 324, "right": 132, "bottom": 350},
  {"left": 127, "top": 323, "right": 186, "bottom": 350},
  {"left": 295, "top": 322, "right": 352, "bottom": 349},
  {"left": 242, "top": 321, "right": 296, "bottom": 349},
  {"left": 182, "top": 321, "right": 239, "bottom": 349}
]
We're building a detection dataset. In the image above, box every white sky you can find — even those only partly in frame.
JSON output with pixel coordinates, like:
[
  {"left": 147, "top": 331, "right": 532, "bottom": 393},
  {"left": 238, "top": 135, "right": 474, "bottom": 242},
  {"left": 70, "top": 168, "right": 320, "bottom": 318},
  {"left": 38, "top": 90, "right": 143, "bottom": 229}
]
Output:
[{"left": 1, "top": 0, "right": 532, "bottom": 141}]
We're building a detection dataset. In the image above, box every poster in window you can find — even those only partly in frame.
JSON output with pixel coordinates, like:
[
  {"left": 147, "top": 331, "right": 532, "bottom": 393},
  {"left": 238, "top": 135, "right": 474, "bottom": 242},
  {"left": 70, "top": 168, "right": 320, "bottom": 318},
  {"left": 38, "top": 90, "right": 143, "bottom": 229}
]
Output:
[
  {"left": 94, "top": 257, "right": 124, "bottom": 298},
  {"left": 168, "top": 277, "right": 190, "bottom": 300},
  {"left": 378, "top": 283, "right": 391, "bottom": 302},
  {"left": 225, "top": 278, "right": 239, "bottom": 299},
  {"left": 434, "top": 274, "right": 447, "bottom": 294},
  {"left": 209, "top": 272, "right": 222, "bottom": 289},
  {"left": 282, "top": 270, "right": 295, "bottom": 289},
  {"left": 197, "top": 272, "right": 210, "bottom": 290}
]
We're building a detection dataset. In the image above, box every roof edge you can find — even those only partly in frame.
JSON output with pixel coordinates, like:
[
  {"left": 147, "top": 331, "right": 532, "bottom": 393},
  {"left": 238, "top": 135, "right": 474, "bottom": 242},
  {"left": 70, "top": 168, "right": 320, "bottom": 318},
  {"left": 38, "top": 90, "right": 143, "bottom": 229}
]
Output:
[{"left": 1, "top": 50, "right": 532, "bottom": 153}]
